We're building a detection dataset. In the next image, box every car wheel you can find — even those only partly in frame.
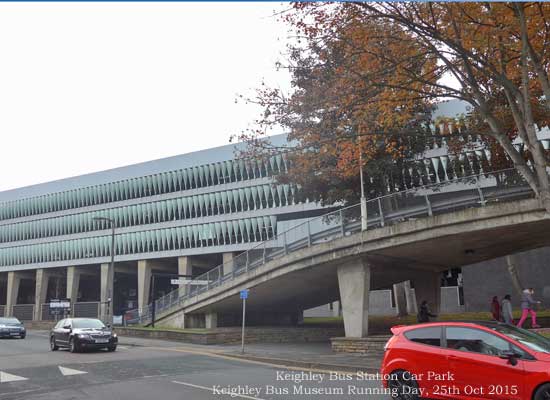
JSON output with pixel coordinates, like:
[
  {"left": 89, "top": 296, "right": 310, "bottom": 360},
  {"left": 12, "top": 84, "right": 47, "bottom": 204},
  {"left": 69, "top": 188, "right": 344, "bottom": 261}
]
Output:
[
  {"left": 534, "top": 383, "right": 550, "bottom": 400},
  {"left": 69, "top": 338, "right": 78, "bottom": 353},
  {"left": 50, "top": 336, "right": 59, "bottom": 351},
  {"left": 107, "top": 345, "right": 117, "bottom": 352},
  {"left": 388, "top": 370, "right": 420, "bottom": 400}
]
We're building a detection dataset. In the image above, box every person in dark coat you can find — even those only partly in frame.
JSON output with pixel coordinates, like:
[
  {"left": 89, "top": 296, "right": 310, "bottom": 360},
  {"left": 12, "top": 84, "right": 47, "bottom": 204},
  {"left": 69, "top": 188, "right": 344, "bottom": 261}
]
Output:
[
  {"left": 491, "top": 296, "right": 501, "bottom": 321},
  {"left": 417, "top": 300, "right": 437, "bottom": 323}
]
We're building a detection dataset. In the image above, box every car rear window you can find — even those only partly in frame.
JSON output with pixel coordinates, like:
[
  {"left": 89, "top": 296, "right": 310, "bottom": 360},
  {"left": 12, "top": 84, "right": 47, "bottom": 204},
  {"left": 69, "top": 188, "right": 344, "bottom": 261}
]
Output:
[{"left": 404, "top": 327, "right": 441, "bottom": 346}]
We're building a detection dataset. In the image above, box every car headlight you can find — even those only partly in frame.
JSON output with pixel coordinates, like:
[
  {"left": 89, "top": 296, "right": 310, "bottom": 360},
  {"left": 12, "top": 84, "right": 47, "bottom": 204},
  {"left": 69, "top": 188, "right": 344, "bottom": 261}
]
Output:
[
  {"left": 77, "top": 334, "right": 91, "bottom": 339},
  {"left": 112, "top": 333, "right": 117, "bottom": 338}
]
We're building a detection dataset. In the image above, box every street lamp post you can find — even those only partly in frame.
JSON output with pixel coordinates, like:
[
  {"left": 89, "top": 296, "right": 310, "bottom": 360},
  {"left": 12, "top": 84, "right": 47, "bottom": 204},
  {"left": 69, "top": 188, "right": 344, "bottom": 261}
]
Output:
[
  {"left": 359, "top": 140, "right": 368, "bottom": 231},
  {"left": 92, "top": 216, "right": 115, "bottom": 325}
]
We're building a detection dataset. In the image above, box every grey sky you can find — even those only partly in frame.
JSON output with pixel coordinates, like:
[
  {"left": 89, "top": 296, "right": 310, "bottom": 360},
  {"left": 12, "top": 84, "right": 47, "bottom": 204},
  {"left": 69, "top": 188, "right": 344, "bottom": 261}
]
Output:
[{"left": 0, "top": 3, "right": 290, "bottom": 192}]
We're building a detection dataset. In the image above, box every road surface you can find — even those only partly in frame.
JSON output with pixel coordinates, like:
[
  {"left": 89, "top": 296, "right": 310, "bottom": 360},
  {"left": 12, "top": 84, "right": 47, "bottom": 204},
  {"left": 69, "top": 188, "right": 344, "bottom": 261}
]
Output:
[{"left": 0, "top": 331, "right": 391, "bottom": 400}]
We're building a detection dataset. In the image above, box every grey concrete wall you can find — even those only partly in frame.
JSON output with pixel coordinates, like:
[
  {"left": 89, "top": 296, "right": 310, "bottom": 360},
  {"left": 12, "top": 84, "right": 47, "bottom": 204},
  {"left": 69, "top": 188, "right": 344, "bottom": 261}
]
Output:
[
  {"left": 440, "top": 287, "right": 465, "bottom": 314},
  {"left": 462, "top": 246, "right": 550, "bottom": 312}
]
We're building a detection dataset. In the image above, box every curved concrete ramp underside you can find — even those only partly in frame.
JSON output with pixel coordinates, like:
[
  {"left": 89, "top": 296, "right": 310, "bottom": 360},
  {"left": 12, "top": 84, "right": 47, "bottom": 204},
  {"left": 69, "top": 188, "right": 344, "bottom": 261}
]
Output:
[{"left": 157, "top": 198, "right": 550, "bottom": 320}]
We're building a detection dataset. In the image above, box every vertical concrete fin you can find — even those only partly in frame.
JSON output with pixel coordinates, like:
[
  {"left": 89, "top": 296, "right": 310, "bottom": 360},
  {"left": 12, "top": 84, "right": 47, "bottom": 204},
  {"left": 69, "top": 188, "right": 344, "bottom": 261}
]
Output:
[
  {"left": 337, "top": 259, "right": 371, "bottom": 338},
  {"left": 137, "top": 260, "right": 152, "bottom": 311},
  {"left": 34, "top": 269, "right": 49, "bottom": 320},
  {"left": 6, "top": 272, "right": 21, "bottom": 317},
  {"left": 413, "top": 271, "right": 441, "bottom": 316}
]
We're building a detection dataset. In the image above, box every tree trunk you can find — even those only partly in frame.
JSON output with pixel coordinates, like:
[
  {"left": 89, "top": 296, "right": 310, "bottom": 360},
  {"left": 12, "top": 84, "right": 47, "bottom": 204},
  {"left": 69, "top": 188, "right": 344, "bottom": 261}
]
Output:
[{"left": 506, "top": 255, "right": 524, "bottom": 296}]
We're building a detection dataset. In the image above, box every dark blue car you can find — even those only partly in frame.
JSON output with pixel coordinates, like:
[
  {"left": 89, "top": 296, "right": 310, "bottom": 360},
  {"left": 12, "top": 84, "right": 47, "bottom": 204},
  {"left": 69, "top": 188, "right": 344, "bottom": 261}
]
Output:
[{"left": 0, "top": 317, "right": 26, "bottom": 339}]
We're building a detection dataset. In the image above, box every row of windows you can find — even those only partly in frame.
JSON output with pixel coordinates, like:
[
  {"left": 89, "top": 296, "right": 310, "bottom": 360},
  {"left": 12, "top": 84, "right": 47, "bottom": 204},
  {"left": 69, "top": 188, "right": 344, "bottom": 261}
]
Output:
[
  {"left": 0, "top": 183, "right": 297, "bottom": 244},
  {"left": 0, "top": 216, "right": 277, "bottom": 267},
  {"left": 0, "top": 155, "right": 288, "bottom": 221}
]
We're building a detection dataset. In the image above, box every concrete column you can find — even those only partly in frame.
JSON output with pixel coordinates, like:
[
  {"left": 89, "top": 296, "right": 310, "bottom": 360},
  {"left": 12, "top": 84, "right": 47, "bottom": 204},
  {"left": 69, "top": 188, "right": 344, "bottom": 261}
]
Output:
[
  {"left": 393, "top": 282, "right": 408, "bottom": 317},
  {"left": 222, "top": 252, "right": 237, "bottom": 276},
  {"left": 337, "top": 258, "right": 371, "bottom": 338},
  {"left": 137, "top": 260, "right": 152, "bottom": 311},
  {"left": 100, "top": 263, "right": 114, "bottom": 323},
  {"left": 332, "top": 301, "right": 342, "bottom": 317},
  {"left": 34, "top": 269, "right": 49, "bottom": 320},
  {"left": 66, "top": 266, "right": 81, "bottom": 304},
  {"left": 178, "top": 256, "right": 193, "bottom": 298},
  {"left": 6, "top": 272, "right": 21, "bottom": 317},
  {"left": 413, "top": 271, "right": 441, "bottom": 316},
  {"left": 205, "top": 312, "right": 218, "bottom": 329},
  {"left": 178, "top": 256, "right": 193, "bottom": 277},
  {"left": 404, "top": 281, "right": 418, "bottom": 314}
]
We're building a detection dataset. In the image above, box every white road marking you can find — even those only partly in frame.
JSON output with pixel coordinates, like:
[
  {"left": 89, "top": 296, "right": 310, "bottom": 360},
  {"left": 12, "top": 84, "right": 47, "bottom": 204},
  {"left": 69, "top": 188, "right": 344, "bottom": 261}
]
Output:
[
  {"left": 58, "top": 366, "right": 88, "bottom": 376},
  {"left": 172, "top": 381, "right": 265, "bottom": 400},
  {"left": 0, "top": 372, "right": 28, "bottom": 383}
]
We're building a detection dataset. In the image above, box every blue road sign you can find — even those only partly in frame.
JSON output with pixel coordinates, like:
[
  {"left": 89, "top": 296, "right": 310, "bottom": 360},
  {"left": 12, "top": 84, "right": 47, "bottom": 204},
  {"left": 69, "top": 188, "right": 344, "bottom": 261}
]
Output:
[{"left": 240, "top": 289, "right": 249, "bottom": 299}]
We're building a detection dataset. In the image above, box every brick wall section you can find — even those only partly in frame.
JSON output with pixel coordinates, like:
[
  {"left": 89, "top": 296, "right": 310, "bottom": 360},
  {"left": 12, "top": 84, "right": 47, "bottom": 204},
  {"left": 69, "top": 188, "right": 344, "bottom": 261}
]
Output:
[
  {"left": 331, "top": 336, "right": 390, "bottom": 354},
  {"left": 116, "top": 326, "right": 344, "bottom": 345}
]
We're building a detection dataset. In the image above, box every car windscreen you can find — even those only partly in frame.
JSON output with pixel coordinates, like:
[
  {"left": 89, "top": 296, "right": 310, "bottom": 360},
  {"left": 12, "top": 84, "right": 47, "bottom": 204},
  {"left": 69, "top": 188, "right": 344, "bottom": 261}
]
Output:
[
  {"left": 491, "top": 324, "right": 550, "bottom": 353},
  {"left": 0, "top": 318, "right": 21, "bottom": 325},
  {"left": 72, "top": 319, "right": 106, "bottom": 329}
]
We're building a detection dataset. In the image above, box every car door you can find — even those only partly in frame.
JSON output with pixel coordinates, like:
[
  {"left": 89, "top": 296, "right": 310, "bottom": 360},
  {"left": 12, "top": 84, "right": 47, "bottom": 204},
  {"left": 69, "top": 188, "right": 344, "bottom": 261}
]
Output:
[
  {"left": 53, "top": 319, "right": 64, "bottom": 343},
  {"left": 57, "top": 319, "right": 72, "bottom": 345},
  {"left": 400, "top": 326, "right": 449, "bottom": 398},
  {"left": 444, "top": 327, "right": 525, "bottom": 400}
]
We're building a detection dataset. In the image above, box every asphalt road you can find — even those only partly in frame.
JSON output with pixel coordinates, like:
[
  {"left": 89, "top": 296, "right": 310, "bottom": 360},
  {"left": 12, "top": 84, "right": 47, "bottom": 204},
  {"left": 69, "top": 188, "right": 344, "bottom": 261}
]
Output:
[{"left": 0, "top": 331, "right": 392, "bottom": 400}]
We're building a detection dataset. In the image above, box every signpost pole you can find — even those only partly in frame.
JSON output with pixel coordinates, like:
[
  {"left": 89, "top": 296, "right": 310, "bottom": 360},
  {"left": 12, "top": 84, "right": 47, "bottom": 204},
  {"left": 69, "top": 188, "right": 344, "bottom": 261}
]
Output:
[
  {"left": 150, "top": 276, "right": 156, "bottom": 328},
  {"left": 240, "top": 289, "right": 248, "bottom": 355},
  {"left": 241, "top": 296, "right": 246, "bottom": 354}
]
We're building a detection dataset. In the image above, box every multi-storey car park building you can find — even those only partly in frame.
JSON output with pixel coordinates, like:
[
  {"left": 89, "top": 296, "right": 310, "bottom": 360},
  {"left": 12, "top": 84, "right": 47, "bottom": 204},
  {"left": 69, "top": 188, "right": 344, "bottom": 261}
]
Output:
[
  {"left": 1, "top": 100, "right": 550, "bottom": 325},
  {"left": 0, "top": 135, "right": 328, "bottom": 322}
]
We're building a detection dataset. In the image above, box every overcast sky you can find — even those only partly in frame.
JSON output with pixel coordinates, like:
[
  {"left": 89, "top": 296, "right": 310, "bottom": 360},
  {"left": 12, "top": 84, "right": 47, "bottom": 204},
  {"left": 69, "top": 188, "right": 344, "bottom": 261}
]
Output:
[{"left": 0, "top": 2, "right": 290, "bottom": 192}]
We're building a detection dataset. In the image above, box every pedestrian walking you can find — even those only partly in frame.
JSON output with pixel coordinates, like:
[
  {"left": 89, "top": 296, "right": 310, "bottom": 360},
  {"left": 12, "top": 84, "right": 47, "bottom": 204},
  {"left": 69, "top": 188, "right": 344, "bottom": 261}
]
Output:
[
  {"left": 490, "top": 296, "right": 501, "bottom": 321},
  {"left": 517, "top": 288, "right": 541, "bottom": 329},
  {"left": 501, "top": 294, "right": 514, "bottom": 325},
  {"left": 417, "top": 300, "right": 437, "bottom": 323}
]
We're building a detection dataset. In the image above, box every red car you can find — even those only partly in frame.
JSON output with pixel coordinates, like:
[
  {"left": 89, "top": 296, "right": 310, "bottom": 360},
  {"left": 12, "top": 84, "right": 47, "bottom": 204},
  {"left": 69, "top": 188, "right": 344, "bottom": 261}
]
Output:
[{"left": 381, "top": 321, "right": 550, "bottom": 400}]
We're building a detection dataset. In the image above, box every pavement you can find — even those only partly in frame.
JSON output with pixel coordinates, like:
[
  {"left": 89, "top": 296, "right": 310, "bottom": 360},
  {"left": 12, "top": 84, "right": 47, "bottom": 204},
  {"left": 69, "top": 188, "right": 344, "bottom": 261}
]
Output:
[{"left": 0, "top": 331, "right": 390, "bottom": 400}]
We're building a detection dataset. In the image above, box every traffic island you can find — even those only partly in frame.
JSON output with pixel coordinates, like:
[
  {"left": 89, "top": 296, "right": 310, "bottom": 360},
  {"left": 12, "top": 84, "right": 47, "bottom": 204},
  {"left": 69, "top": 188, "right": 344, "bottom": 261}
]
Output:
[{"left": 330, "top": 336, "right": 389, "bottom": 354}]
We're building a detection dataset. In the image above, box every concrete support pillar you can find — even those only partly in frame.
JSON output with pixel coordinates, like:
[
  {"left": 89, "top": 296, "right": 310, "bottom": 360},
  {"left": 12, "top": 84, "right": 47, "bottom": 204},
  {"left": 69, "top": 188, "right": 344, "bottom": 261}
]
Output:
[
  {"left": 178, "top": 256, "right": 193, "bottom": 277},
  {"left": 100, "top": 263, "right": 114, "bottom": 323},
  {"left": 6, "top": 272, "right": 21, "bottom": 317},
  {"left": 222, "top": 252, "right": 237, "bottom": 276},
  {"left": 205, "top": 312, "right": 218, "bottom": 329},
  {"left": 393, "top": 282, "right": 408, "bottom": 317},
  {"left": 413, "top": 271, "right": 441, "bottom": 316},
  {"left": 337, "top": 258, "right": 371, "bottom": 338},
  {"left": 137, "top": 260, "right": 152, "bottom": 311},
  {"left": 332, "top": 301, "right": 341, "bottom": 317},
  {"left": 34, "top": 269, "right": 49, "bottom": 320},
  {"left": 404, "top": 281, "right": 417, "bottom": 314},
  {"left": 178, "top": 256, "right": 193, "bottom": 298},
  {"left": 66, "top": 266, "right": 81, "bottom": 305}
]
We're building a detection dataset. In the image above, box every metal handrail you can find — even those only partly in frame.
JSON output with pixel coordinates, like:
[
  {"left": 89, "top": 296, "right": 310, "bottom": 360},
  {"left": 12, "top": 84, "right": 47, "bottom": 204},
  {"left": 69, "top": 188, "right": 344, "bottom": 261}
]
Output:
[{"left": 126, "top": 167, "right": 533, "bottom": 324}]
